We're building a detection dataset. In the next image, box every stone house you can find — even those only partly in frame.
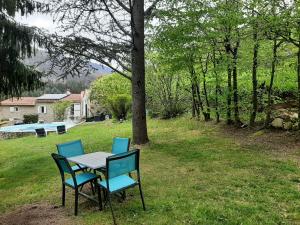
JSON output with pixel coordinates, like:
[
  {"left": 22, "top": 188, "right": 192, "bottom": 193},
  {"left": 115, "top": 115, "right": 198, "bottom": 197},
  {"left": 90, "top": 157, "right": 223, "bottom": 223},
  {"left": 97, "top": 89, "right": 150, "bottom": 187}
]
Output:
[{"left": 0, "top": 91, "right": 91, "bottom": 123}]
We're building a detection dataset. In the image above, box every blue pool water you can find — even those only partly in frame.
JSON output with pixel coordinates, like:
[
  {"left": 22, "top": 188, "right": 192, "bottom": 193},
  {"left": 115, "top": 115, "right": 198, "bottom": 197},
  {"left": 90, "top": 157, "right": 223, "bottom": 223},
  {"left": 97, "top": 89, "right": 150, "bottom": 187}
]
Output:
[{"left": 0, "top": 122, "right": 74, "bottom": 133}]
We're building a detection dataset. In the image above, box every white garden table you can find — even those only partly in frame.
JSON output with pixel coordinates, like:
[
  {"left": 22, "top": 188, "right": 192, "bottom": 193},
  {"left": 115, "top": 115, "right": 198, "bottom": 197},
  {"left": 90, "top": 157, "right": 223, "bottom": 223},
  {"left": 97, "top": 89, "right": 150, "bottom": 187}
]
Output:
[
  {"left": 67, "top": 151, "right": 113, "bottom": 203},
  {"left": 68, "top": 151, "right": 113, "bottom": 170}
]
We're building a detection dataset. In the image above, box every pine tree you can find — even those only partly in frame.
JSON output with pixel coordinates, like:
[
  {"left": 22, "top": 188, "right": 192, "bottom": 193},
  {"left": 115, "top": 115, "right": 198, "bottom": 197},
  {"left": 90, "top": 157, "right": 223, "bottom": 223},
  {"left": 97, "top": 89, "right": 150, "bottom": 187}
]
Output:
[{"left": 0, "top": 0, "right": 43, "bottom": 97}]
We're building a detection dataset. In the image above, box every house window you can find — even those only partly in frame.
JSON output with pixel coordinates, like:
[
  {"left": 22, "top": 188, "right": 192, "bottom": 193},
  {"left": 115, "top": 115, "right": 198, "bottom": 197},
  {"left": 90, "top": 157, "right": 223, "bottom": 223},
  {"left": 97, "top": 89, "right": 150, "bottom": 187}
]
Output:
[
  {"left": 38, "top": 105, "right": 47, "bottom": 114},
  {"left": 9, "top": 107, "right": 19, "bottom": 112}
]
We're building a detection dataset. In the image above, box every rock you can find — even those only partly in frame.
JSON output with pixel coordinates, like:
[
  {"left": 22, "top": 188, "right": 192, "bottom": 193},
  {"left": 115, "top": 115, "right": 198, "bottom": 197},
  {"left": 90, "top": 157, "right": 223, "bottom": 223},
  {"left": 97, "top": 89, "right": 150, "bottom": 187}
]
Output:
[
  {"left": 271, "top": 118, "right": 284, "bottom": 128},
  {"left": 292, "top": 123, "right": 299, "bottom": 131},
  {"left": 283, "top": 121, "right": 292, "bottom": 130},
  {"left": 279, "top": 112, "right": 291, "bottom": 121},
  {"left": 291, "top": 113, "right": 298, "bottom": 120}
]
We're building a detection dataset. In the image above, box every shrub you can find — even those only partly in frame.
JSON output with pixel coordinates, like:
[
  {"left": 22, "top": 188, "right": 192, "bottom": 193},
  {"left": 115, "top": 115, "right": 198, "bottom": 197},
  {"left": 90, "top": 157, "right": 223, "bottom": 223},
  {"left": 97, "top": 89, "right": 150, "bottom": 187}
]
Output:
[
  {"left": 23, "top": 114, "right": 38, "bottom": 124},
  {"left": 108, "top": 94, "right": 132, "bottom": 120},
  {"left": 90, "top": 73, "right": 132, "bottom": 118}
]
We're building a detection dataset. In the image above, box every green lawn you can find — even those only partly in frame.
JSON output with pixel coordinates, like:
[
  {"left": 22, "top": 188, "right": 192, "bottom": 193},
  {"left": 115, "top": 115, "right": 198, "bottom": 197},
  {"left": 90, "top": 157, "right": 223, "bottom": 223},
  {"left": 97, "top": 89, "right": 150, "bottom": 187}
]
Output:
[{"left": 1, "top": 118, "right": 300, "bottom": 224}]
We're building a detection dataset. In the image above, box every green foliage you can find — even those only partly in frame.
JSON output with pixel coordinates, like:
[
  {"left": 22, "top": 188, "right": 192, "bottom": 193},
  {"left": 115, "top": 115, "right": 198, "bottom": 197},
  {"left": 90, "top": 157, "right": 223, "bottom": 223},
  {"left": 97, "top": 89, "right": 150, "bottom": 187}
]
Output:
[
  {"left": 109, "top": 94, "right": 132, "bottom": 120},
  {"left": 23, "top": 114, "right": 38, "bottom": 124},
  {"left": 90, "top": 73, "right": 131, "bottom": 118},
  {"left": 52, "top": 101, "right": 71, "bottom": 121},
  {"left": 146, "top": 54, "right": 189, "bottom": 118},
  {"left": 147, "top": 0, "right": 300, "bottom": 124},
  {"left": 0, "top": 0, "right": 44, "bottom": 97}
]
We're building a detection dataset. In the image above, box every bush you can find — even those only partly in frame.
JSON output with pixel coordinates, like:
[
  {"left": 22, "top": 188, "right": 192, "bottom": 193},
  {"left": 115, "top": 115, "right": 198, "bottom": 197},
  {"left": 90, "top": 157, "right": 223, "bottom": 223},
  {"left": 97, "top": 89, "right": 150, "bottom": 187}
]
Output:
[
  {"left": 108, "top": 94, "right": 132, "bottom": 120},
  {"left": 146, "top": 65, "right": 188, "bottom": 119},
  {"left": 52, "top": 101, "right": 71, "bottom": 121},
  {"left": 23, "top": 114, "right": 38, "bottom": 124},
  {"left": 90, "top": 73, "right": 132, "bottom": 118}
]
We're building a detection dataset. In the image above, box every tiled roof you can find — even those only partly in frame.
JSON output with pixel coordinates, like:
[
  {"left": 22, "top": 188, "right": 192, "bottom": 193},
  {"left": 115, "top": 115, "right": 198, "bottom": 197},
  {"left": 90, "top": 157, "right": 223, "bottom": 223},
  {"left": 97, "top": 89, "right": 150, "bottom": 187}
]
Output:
[
  {"left": 62, "top": 94, "right": 82, "bottom": 102},
  {"left": 0, "top": 97, "right": 36, "bottom": 106}
]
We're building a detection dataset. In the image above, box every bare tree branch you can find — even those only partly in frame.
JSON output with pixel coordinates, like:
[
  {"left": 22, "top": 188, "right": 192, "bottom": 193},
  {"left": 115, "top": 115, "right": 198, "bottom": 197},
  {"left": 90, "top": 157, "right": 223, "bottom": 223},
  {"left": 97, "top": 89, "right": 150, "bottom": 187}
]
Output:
[
  {"left": 145, "top": 0, "right": 161, "bottom": 18},
  {"left": 102, "top": 0, "right": 131, "bottom": 36},
  {"left": 114, "top": 0, "right": 131, "bottom": 13}
]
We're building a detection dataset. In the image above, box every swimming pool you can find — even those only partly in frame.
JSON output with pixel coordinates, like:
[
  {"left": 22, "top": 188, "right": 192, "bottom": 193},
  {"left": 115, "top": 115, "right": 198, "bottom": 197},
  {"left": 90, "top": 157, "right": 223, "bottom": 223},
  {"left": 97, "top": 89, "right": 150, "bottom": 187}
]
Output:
[{"left": 0, "top": 122, "right": 75, "bottom": 133}]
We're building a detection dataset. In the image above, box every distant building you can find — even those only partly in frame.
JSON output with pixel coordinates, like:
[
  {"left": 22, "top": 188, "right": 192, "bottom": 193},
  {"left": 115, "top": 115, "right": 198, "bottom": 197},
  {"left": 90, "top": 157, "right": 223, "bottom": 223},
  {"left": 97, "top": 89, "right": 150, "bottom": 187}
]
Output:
[{"left": 0, "top": 91, "right": 91, "bottom": 123}]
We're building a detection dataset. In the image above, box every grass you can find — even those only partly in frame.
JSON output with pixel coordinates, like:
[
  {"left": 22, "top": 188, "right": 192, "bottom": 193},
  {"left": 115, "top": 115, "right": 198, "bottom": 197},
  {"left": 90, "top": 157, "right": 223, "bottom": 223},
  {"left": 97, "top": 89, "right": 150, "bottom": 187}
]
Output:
[{"left": 1, "top": 117, "right": 300, "bottom": 224}]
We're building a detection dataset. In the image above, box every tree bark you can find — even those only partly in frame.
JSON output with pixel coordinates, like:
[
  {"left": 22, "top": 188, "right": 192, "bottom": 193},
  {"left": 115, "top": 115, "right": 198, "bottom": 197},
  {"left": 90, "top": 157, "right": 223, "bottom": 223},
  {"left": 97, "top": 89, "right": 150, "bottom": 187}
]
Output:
[
  {"left": 250, "top": 27, "right": 259, "bottom": 127},
  {"left": 130, "top": 0, "right": 149, "bottom": 144},
  {"left": 232, "top": 43, "right": 241, "bottom": 125},
  {"left": 202, "top": 64, "right": 211, "bottom": 121},
  {"left": 212, "top": 48, "right": 220, "bottom": 123},
  {"left": 265, "top": 39, "right": 278, "bottom": 127},
  {"left": 225, "top": 43, "right": 233, "bottom": 124},
  {"left": 297, "top": 40, "right": 300, "bottom": 129}
]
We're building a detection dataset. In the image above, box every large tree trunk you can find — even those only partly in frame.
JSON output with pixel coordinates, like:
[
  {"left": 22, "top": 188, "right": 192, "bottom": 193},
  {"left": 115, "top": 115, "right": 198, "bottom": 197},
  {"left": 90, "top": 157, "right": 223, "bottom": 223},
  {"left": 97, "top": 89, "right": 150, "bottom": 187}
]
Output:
[
  {"left": 191, "top": 83, "right": 200, "bottom": 118},
  {"left": 212, "top": 48, "right": 220, "bottom": 123},
  {"left": 297, "top": 40, "right": 300, "bottom": 129},
  {"left": 232, "top": 44, "right": 241, "bottom": 125},
  {"left": 131, "top": 0, "right": 149, "bottom": 144},
  {"left": 225, "top": 44, "right": 233, "bottom": 124},
  {"left": 203, "top": 69, "right": 211, "bottom": 121},
  {"left": 250, "top": 28, "right": 259, "bottom": 127},
  {"left": 265, "top": 40, "right": 278, "bottom": 127},
  {"left": 189, "top": 58, "right": 202, "bottom": 119}
]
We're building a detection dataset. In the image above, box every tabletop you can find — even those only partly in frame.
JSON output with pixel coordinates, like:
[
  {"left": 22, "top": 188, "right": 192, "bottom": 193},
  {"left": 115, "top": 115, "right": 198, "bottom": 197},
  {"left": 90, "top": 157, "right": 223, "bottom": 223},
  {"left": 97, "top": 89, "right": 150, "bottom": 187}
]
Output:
[{"left": 67, "top": 151, "right": 113, "bottom": 170}]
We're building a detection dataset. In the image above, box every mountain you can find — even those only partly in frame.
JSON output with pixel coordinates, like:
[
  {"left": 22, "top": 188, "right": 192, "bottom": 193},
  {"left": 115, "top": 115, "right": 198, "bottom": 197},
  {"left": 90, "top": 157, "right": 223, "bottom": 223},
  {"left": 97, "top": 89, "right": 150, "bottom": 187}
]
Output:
[
  {"left": 22, "top": 51, "right": 113, "bottom": 95},
  {"left": 24, "top": 50, "right": 113, "bottom": 79},
  {"left": 90, "top": 62, "right": 113, "bottom": 74}
]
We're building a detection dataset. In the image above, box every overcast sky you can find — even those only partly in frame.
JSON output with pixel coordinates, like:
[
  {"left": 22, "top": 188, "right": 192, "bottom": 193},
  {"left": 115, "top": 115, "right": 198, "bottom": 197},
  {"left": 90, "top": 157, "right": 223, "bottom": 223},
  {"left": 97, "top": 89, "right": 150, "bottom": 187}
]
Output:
[{"left": 15, "top": 12, "right": 57, "bottom": 33}]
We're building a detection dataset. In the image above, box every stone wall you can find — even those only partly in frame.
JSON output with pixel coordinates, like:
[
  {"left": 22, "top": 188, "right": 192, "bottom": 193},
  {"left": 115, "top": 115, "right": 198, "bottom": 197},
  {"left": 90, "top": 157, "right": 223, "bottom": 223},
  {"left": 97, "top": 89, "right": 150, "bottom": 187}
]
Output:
[
  {"left": 271, "top": 108, "right": 299, "bottom": 130},
  {"left": 0, "top": 131, "right": 34, "bottom": 140},
  {"left": 36, "top": 102, "right": 56, "bottom": 122},
  {"left": 0, "top": 103, "right": 56, "bottom": 123},
  {"left": 0, "top": 106, "right": 36, "bottom": 121}
]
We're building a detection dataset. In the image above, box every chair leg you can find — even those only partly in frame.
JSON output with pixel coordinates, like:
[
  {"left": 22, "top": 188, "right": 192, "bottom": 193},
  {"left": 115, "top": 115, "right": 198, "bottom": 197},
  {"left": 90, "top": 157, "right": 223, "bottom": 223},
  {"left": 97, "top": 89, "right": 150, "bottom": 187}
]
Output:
[
  {"left": 75, "top": 188, "right": 79, "bottom": 216},
  {"left": 103, "top": 189, "right": 107, "bottom": 204},
  {"left": 90, "top": 181, "right": 95, "bottom": 195},
  {"left": 97, "top": 184, "right": 103, "bottom": 211},
  {"left": 122, "top": 191, "right": 126, "bottom": 200},
  {"left": 138, "top": 183, "right": 146, "bottom": 211},
  {"left": 62, "top": 184, "right": 65, "bottom": 206},
  {"left": 108, "top": 194, "right": 117, "bottom": 225}
]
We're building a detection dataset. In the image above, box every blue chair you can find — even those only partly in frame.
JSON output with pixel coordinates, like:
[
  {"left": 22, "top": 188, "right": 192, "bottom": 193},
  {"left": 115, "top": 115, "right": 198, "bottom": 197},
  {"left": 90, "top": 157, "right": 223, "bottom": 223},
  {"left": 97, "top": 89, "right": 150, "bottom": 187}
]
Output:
[
  {"left": 98, "top": 149, "right": 145, "bottom": 224},
  {"left": 112, "top": 137, "right": 130, "bottom": 154},
  {"left": 97, "top": 137, "right": 130, "bottom": 175},
  {"left": 56, "top": 140, "right": 87, "bottom": 172},
  {"left": 51, "top": 153, "right": 100, "bottom": 215}
]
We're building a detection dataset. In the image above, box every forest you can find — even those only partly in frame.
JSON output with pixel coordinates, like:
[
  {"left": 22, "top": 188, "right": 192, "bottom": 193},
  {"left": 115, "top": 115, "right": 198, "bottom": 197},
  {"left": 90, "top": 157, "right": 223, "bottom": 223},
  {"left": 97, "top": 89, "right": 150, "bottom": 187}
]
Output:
[{"left": 142, "top": 0, "right": 300, "bottom": 130}]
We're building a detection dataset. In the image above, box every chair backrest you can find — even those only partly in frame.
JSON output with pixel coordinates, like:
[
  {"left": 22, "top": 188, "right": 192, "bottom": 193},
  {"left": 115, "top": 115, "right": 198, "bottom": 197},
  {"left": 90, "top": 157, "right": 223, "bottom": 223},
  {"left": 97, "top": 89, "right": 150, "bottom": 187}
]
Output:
[
  {"left": 112, "top": 137, "right": 130, "bottom": 154},
  {"left": 106, "top": 149, "right": 140, "bottom": 180},
  {"left": 56, "top": 140, "right": 84, "bottom": 158},
  {"left": 57, "top": 125, "right": 66, "bottom": 135},
  {"left": 35, "top": 128, "right": 46, "bottom": 137},
  {"left": 51, "top": 153, "right": 73, "bottom": 174}
]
